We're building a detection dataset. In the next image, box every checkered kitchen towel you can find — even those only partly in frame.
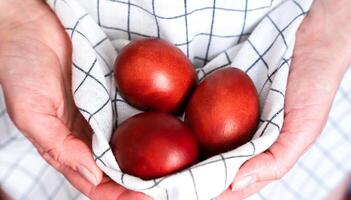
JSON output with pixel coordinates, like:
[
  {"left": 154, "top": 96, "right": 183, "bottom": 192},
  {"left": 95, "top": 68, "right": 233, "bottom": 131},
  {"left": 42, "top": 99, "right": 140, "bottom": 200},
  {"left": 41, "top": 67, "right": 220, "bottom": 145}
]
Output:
[{"left": 45, "top": 0, "right": 313, "bottom": 199}]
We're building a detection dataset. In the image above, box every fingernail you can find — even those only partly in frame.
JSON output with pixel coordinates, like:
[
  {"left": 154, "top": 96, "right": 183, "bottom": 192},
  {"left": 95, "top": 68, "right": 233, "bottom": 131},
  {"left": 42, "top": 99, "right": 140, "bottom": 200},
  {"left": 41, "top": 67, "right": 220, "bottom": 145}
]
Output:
[
  {"left": 78, "top": 166, "right": 99, "bottom": 186},
  {"left": 231, "top": 175, "right": 256, "bottom": 191}
]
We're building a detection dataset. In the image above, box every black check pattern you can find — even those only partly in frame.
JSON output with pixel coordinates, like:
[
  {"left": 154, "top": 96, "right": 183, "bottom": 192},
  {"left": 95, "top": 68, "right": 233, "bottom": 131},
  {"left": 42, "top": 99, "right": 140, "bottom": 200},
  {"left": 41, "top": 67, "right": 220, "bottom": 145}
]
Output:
[
  {"left": 47, "top": 0, "right": 314, "bottom": 199},
  {"left": 0, "top": 86, "right": 82, "bottom": 199},
  {"left": 0, "top": 0, "right": 350, "bottom": 199},
  {"left": 251, "top": 71, "right": 351, "bottom": 200}
]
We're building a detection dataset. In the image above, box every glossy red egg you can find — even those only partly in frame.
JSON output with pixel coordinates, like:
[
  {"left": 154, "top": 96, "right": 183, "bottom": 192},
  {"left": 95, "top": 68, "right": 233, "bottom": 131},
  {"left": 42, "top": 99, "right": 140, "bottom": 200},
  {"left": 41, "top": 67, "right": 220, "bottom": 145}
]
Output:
[
  {"left": 114, "top": 38, "right": 197, "bottom": 114},
  {"left": 111, "top": 112, "right": 199, "bottom": 180},
  {"left": 185, "top": 67, "right": 259, "bottom": 157}
]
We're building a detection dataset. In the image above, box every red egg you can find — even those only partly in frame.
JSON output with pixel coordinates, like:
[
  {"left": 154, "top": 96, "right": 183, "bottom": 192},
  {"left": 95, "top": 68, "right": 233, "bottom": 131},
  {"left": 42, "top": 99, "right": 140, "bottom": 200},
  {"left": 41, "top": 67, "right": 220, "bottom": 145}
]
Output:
[
  {"left": 185, "top": 67, "right": 259, "bottom": 157},
  {"left": 114, "top": 38, "right": 197, "bottom": 114},
  {"left": 111, "top": 112, "right": 199, "bottom": 180}
]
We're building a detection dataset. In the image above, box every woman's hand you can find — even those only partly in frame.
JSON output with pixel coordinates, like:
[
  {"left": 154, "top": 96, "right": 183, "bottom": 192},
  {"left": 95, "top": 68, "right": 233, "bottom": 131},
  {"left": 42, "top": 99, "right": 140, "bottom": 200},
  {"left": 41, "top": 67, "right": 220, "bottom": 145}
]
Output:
[
  {"left": 0, "top": 1, "right": 150, "bottom": 199},
  {"left": 218, "top": 0, "right": 351, "bottom": 199}
]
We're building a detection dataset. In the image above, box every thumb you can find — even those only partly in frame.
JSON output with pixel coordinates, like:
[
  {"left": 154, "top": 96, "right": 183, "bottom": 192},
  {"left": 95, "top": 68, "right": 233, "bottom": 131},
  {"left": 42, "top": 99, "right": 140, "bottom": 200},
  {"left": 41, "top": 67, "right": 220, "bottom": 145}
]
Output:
[
  {"left": 230, "top": 149, "right": 284, "bottom": 191},
  {"left": 13, "top": 111, "right": 103, "bottom": 186},
  {"left": 44, "top": 134, "right": 103, "bottom": 186},
  {"left": 231, "top": 42, "right": 348, "bottom": 191},
  {"left": 231, "top": 104, "right": 326, "bottom": 191}
]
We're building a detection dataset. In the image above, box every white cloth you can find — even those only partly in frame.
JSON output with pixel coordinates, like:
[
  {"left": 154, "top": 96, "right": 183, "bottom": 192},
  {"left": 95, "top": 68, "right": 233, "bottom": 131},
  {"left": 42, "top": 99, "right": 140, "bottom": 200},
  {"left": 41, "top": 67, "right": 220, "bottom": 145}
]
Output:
[
  {"left": 0, "top": 0, "right": 350, "bottom": 200},
  {"left": 45, "top": 0, "right": 312, "bottom": 199},
  {"left": 247, "top": 70, "right": 351, "bottom": 200},
  {"left": 0, "top": 112, "right": 83, "bottom": 200}
]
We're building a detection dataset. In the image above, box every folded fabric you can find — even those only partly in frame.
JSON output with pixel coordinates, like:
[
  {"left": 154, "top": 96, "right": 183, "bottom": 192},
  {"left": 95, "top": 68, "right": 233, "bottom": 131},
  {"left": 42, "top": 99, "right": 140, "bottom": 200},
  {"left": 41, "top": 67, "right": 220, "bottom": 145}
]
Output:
[{"left": 46, "top": 0, "right": 313, "bottom": 199}]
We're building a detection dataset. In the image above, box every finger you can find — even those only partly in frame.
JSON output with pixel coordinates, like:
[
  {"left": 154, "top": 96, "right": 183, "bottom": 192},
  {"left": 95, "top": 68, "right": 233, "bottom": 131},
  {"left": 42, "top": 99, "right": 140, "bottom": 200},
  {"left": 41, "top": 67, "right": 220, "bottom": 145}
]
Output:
[
  {"left": 41, "top": 152, "right": 94, "bottom": 195},
  {"left": 230, "top": 151, "right": 279, "bottom": 191},
  {"left": 43, "top": 151, "right": 124, "bottom": 199},
  {"left": 70, "top": 110, "right": 94, "bottom": 146},
  {"left": 232, "top": 103, "right": 325, "bottom": 188},
  {"left": 232, "top": 42, "right": 349, "bottom": 190},
  {"left": 47, "top": 133, "right": 102, "bottom": 186},
  {"left": 26, "top": 114, "right": 103, "bottom": 186},
  {"left": 217, "top": 181, "right": 271, "bottom": 200},
  {"left": 42, "top": 148, "right": 151, "bottom": 200},
  {"left": 59, "top": 167, "right": 149, "bottom": 200},
  {"left": 89, "top": 177, "right": 152, "bottom": 200}
]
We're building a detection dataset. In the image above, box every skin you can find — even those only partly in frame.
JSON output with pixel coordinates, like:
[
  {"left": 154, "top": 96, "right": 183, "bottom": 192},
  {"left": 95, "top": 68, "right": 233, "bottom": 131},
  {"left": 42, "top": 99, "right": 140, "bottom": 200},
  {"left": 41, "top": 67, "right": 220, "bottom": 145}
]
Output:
[
  {"left": 0, "top": 189, "right": 11, "bottom": 200},
  {"left": 0, "top": 0, "right": 150, "bottom": 199},
  {"left": 0, "top": 0, "right": 350, "bottom": 200},
  {"left": 219, "top": 0, "right": 351, "bottom": 198}
]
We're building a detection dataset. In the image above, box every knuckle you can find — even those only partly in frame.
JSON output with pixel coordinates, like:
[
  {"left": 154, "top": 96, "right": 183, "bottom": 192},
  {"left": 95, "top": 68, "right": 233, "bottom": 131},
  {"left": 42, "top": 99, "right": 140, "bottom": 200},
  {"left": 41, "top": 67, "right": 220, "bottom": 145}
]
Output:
[
  {"left": 267, "top": 150, "right": 293, "bottom": 180},
  {"left": 274, "top": 161, "right": 292, "bottom": 180},
  {"left": 46, "top": 146, "right": 62, "bottom": 163},
  {"left": 44, "top": 134, "right": 80, "bottom": 167}
]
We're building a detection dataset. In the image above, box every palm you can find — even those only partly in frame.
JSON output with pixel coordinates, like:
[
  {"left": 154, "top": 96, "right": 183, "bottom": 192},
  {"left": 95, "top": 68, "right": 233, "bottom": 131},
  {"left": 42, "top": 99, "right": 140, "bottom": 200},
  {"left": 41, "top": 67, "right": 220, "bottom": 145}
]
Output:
[
  {"left": 0, "top": 1, "right": 149, "bottom": 199},
  {"left": 218, "top": 0, "right": 351, "bottom": 198}
]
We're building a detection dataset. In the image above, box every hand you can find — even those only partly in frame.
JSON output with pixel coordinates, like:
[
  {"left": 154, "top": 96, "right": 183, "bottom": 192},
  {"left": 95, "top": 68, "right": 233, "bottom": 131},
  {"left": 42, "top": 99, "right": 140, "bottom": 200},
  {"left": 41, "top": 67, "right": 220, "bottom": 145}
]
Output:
[
  {"left": 0, "top": 188, "right": 10, "bottom": 200},
  {"left": 218, "top": 0, "right": 351, "bottom": 199},
  {"left": 0, "top": 1, "right": 150, "bottom": 199}
]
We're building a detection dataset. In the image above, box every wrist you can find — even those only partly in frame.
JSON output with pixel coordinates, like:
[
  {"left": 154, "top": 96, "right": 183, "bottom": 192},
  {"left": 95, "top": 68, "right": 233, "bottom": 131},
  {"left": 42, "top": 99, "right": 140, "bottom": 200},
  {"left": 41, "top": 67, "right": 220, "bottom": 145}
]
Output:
[
  {"left": 0, "top": 0, "right": 49, "bottom": 76},
  {"left": 294, "top": 34, "right": 351, "bottom": 73},
  {"left": 0, "top": 0, "right": 47, "bottom": 32},
  {"left": 295, "top": 0, "right": 351, "bottom": 70}
]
